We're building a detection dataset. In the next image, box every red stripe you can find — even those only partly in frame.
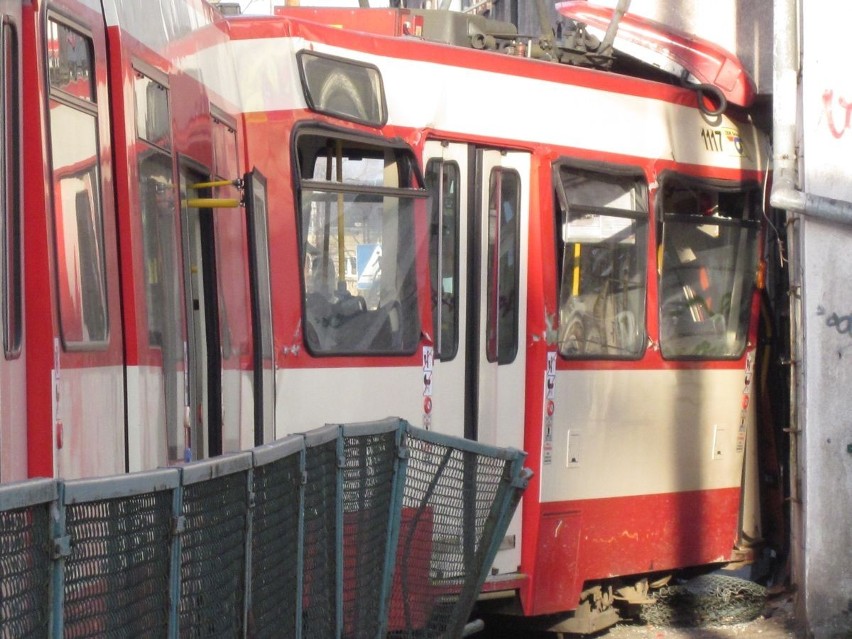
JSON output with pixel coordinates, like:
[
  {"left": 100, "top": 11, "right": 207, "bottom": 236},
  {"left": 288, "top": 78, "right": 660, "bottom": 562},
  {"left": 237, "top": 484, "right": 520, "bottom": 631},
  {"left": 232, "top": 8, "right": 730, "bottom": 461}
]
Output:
[{"left": 523, "top": 487, "right": 742, "bottom": 615}]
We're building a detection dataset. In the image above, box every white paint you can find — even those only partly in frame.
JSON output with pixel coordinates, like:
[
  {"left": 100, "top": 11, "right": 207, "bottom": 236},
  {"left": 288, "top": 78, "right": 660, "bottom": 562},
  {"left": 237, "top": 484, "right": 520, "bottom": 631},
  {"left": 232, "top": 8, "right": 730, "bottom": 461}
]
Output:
[
  {"left": 0, "top": 344, "right": 27, "bottom": 482},
  {"left": 230, "top": 35, "right": 766, "bottom": 172},
  {"left": 54, "top": 365, "right": 125, "bottom": 480},
  {"left": 541, "top": 367, "right": 752, "bottom": 503},
  {"left": 712, "top": 424, "right": 726, "bottom": 460},
  {"left": 101, "top": 0, "right": 214, "bottom": 42},
  {"left": 229, "top": 38, "right": 306, "bottom": 112},
  {"left": 275, "top": 366, "right": 425, "bottom": 436},
  {"left": 125, "top": 365, "right": 167, "bottom": 473}
]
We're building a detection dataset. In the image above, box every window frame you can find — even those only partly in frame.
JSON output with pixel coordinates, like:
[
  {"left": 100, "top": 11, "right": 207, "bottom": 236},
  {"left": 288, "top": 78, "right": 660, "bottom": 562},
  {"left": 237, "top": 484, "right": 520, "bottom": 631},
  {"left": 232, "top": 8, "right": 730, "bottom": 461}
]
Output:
[
  {"left": 293, "top": 125, "right": 428, "bottom": 357},
  {"left": 296, "top": 50, "right": 388, "bottom": 128},
  {"left": 485, "top": 166, "right": 521, "bottom": 366},
  {"left": 425, "top": 157, "right": 461, "bottom": 362},
  {"left": 46, "top": 13, "right": 110, "bottom": 351},
  {"left": 552, "top": 159, "right": 650, "bottom": 361},
  {"left": 656, "top": 171, "right": 762, "bottom": 361},
  {"left": 1, "top": 19, "right": 20, "bottom": 359}
]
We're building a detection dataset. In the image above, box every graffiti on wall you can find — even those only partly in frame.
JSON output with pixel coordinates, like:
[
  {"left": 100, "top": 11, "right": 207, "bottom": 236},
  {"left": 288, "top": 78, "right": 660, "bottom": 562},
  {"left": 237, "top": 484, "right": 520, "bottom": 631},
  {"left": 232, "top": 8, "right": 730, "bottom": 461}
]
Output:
[
  {"left": 817, "top": 305, "right": 852, "bottom": 338},
  {"left": 823, "top": 90, "right": 852, "bottom": 139}
]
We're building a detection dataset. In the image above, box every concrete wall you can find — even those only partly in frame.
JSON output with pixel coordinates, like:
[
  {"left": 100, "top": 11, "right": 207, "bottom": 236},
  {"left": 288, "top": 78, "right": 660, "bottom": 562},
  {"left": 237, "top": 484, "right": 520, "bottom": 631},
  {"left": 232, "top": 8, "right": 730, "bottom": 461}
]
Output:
[{"left": 797, "top": 0, "right": 852, "bottom": 634}]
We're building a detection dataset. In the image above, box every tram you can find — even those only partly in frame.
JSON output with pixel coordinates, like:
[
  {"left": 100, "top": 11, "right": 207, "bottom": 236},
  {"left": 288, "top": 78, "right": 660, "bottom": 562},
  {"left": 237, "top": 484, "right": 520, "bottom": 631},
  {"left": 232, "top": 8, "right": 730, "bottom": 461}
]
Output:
[
  {"left": 6, "top": 0, "right": 270, "bottom": 482},
  {"left": 234, "top": 3, "right": 770, "bottom": 631},
  {"left": 2, "top": 0, "right": 771, "bottom": 632}
]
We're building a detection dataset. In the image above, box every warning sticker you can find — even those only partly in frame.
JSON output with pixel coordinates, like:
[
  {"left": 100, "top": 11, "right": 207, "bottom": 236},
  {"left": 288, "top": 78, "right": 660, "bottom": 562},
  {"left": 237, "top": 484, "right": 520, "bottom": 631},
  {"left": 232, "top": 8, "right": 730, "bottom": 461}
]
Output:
[
  {"left": 422, "top": 346, "right": 433, "bottom": 397},
  {"left": 736, "top": 350, "right": 756, "bottom": 452},
  {"left": 543, "top": 352, "right": 556, "bottom": 465}
]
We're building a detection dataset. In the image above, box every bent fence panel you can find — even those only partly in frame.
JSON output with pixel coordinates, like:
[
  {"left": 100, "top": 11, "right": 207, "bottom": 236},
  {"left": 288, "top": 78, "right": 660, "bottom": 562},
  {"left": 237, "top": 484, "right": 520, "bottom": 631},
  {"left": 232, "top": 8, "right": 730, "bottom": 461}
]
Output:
[
  {"left": 339, "top": 419, "right": 404, "bottom": 639},
  {"left": 0, "top": 420, "right": 529, "bottom": 639},
  {"left": 390, "top": 425, "right": 531, "bottom": 639}
]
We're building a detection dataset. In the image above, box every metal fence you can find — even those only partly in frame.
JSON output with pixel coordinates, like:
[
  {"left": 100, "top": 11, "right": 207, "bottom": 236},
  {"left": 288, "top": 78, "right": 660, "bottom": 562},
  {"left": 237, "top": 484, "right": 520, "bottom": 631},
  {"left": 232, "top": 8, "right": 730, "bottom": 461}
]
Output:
[{"left": 0, "top": 419, "right": 530, "bottom": 638}]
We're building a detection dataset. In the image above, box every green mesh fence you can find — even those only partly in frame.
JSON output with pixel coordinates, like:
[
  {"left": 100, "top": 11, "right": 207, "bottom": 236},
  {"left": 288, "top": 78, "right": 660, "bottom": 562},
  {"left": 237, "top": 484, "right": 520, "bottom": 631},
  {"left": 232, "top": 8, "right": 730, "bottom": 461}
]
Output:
[
  {"left": 250, "top": 436, "right": 303, "bottom": 638},
  {"left": 0, "top": 420, "right": 529, "bottom": 639},
  {"left": 0, "top": 480, "right": 54, "bottom": 639}
]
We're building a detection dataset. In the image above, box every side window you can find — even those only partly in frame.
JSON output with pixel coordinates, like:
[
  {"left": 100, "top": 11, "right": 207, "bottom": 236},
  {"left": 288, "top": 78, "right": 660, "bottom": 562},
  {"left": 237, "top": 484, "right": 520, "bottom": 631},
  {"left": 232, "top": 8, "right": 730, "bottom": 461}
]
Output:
[
  {"left": 297, "top": 131, "right": 426, "bottom": 355},
  {"left": 135, "top": 71, "right": 171, "bottom": 150},
  {"left": 138, "top": 153, "right": 177, "bottom": 348},
  {"left": 245, "top": 170, "right": 273, "bottom": 364},
  {"left": 555, "top": 165, "right": 648, "bottom": 359},
  {"left": 134, "top": 69, "right": 185, "bottom": 462},
  {"left": 425, "top": 159, "right": 459, "bottom": 361},
  {"left": 211, "top": 114, "right": 244, "bottom": 360},
  {"left": 47, "top": 17, "right": 108, "bottom": 347},
  {"left": 134, "top": 71, "right": 177, "bottom": 348},
  {"left": 486, "top": 168, "right": 520, "bottom": 365},
  {"left": 658, "top": 176, "right": 760, "bottom": 359},
  {"left": 2, "top": 21, "right": 20, "bottom": 358}
]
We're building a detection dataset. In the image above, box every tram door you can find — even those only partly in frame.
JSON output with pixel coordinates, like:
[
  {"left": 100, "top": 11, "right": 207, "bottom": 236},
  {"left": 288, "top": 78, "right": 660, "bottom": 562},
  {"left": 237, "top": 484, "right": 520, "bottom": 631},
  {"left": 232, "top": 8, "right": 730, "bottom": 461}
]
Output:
[
  {"left": 180, "top": 167, "right": 222, "bottom": 460},
  {"left": 424, "top": 142, "right": 529, "bottom": 574},
  {"left": 244, "top": 169, "right": 275, "bottom": 446}
]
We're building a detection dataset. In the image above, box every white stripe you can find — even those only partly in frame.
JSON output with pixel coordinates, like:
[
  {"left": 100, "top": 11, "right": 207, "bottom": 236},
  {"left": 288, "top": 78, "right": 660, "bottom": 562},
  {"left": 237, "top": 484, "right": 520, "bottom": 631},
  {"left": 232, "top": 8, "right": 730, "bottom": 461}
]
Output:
[
  {"left": 275, "top": 366, "right": 424, "bottom": 438},
  {"left": 235, "top": 35, "right": 767, "bottom": 170},
  {"left": 542, "top": 367, "right": 752, "bottom": 501},
  {"left": 101, "top": 0, "right": 213, "bottom": 40}
]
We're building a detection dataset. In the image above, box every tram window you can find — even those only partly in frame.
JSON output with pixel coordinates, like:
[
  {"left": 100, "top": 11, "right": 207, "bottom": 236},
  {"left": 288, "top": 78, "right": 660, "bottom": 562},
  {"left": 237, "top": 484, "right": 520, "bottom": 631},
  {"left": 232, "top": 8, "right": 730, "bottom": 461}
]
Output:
[
  {"left": 658, "top": 178, "right": 760, "bottom": 359},
  {"left": 486, "top": 168, "right": 520, "bottom": 365},
  {"left": 296, "top": 132, "right": 425, "bottom": 356},
  {"left": 2, "top": 22, "right": 21, "bottom": 359},
  {"left": 297, "top": 50, "right": 386, "bottom": 127},
  {"left": 245, "top": 170, "right": 273, "bottom": 362},
  {"left": 47, "top": 19, "right": 94, "bottom": 102},
  {"left": 426, "top": 159, "right": 460, "bottom": 361},
  {"left": 135, "top": 73, "right": 171, "bottom": 150},
  {"left": 50, "top": 103, "right": 108, "bottom": 346},
  {"left": 138, "top": 152, "right": 179, "bottom": 348},
  {"left": 135, "top": 72, "right": 173, "bottom": 347},
  {"left": 48, "top": 18, "right": 108, "bottom": 348},
  {"left": 211, "top": 115, "right": 239, "bottom": 360},
  {"left": 554, "top": 166, "right": 648, "bottom": 359}
]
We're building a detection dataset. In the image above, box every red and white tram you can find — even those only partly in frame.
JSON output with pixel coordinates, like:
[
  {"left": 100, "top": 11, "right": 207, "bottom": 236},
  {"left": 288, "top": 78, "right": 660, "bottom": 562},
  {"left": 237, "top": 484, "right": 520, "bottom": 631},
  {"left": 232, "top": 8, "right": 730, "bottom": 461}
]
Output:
[
  {"left": 233, "top": 4, "right": 770, "bottom": 631},
  {"left": 10, "top": 0, "right": 269, "bottom": 481},
  {"left": 1, "top": 0, "right": 771, "bottom": 632}
]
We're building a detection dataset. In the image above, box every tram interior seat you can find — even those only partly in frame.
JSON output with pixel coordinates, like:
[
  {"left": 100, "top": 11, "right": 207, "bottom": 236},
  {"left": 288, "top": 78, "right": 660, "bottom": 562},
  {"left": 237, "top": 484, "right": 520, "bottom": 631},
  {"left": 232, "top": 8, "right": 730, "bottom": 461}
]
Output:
[{"left": 305, "top": 290, "right": 403, "bottom": 353}]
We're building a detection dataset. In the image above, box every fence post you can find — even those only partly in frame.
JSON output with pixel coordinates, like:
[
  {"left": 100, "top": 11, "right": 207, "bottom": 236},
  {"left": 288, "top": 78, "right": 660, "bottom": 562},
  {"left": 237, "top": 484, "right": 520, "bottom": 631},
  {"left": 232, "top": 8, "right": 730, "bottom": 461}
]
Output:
[
  {"left": 50, "top": 481, "right": 68, "bottom": 639},
  {"left": 168, "top": 476, "right": 185, "bottom": 639},
  {"left": 376, "top": 418, "right": 408, "bottom": 638},
  {"left": 50, "top": 481, "right": 71, "bottom": 637}
]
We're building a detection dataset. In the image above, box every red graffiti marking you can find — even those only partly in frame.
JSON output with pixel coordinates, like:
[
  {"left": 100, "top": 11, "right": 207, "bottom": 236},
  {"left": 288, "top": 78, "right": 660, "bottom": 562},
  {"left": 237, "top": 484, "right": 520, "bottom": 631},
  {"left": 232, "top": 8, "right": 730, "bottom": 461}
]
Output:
[{"left": 823, "top": 90, "right": 852, "bottom": 138}]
